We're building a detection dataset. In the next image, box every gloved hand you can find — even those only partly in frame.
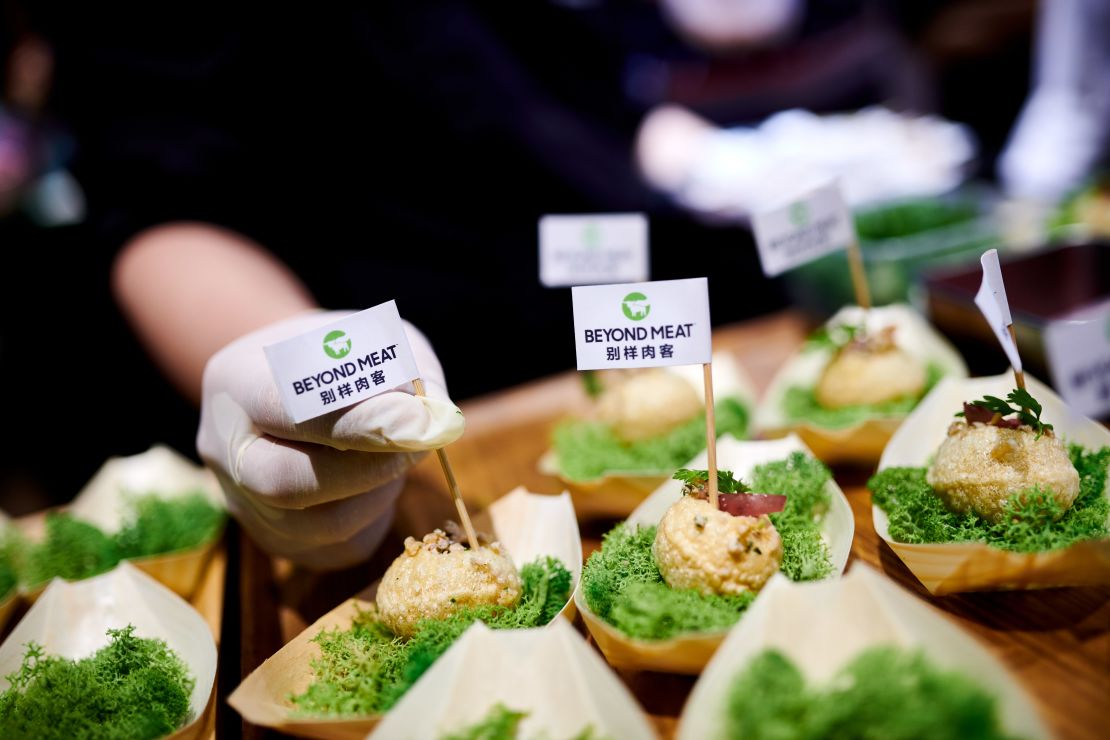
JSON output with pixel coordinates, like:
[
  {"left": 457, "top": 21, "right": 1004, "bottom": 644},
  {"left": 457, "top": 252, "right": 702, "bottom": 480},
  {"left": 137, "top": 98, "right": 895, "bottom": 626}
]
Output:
[{"left": 197, "top": 310, "right": 464, "bottom": 568}]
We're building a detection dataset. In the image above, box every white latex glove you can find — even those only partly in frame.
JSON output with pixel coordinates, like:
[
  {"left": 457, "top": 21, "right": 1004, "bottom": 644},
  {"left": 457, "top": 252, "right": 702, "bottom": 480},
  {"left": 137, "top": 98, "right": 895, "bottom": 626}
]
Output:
[{"left": 197, "top": 310, "right": 464, "bottom": 568}]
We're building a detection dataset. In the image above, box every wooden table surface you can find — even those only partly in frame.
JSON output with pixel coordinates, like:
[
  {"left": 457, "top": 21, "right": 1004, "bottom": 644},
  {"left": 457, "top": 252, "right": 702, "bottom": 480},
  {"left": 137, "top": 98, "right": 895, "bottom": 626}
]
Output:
[{"left": 224, "top": 310, "right": 1110, "bottom": 740}]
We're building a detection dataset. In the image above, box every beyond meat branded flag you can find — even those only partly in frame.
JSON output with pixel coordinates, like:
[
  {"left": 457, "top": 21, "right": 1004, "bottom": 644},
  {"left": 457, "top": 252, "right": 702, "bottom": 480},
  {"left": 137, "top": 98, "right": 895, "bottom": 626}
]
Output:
[
  {"left": 539, "top": 213, "right": 649, "bottom": 287},
  {"left": 974, "top": 249, "right": 1023, "bottom": 372},
  {"left": 264, "top": 300, "right": 421, "bottom": 423},
  {"left": 750, "top": 182, "right": 856, "bottom": 277},
  {"left": 571, "top": 278, "right": 712, "bottom": 370}
]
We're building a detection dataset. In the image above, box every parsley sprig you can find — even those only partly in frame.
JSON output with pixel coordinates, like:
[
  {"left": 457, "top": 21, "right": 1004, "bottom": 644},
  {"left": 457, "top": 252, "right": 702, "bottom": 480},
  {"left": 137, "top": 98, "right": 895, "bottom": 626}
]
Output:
[
  {"left": 806, "top": 323, "right": 864, "bottom": 351},
  {"left": 956, "top": 387, "right": 1054, "bottom": 438},
  {"left": 673, "top": 468, "right": 752, "bottom": 494}
]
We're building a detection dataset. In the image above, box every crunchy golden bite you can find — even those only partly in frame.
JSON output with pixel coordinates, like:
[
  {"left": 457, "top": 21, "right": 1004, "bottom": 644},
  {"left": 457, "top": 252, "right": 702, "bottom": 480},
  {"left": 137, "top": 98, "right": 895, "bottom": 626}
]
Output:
[
  {"left": 376, "top": 529, "right": 522, "bottom": 637},
  {"left": 927, "top": 422, "right": 1080, "bottom": 522},
  {"left": 652, "top": 496, "right": 783, "bottom": 596},
  {"left": 815, "top": 344, "right": 926, "bottom": 409},
  {"left": 597, "top": 369, "right": 702, "bottom": 443}
]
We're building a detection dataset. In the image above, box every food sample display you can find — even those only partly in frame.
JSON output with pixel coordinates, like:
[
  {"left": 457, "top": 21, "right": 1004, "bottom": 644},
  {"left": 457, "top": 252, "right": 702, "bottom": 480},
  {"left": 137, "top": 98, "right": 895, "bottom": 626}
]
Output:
[
  {"left": 871, "top": 374, "right": 1110, "bottom": 593},
  {"left": 677, "top": 565, "right": 1048, "bottom": 740},
  {"left": 0, "top": 563, "right": 219, "bottom": 740},
  {"left": 229, "top": 488, "right": 583, "bottom": 737},
  {"left": 575, "top": 436, "right": 853, "bottom": 673},
  {"left": 757, "top": 304, "right": 967, "bottom": 463},
  {"left": 368, "top": 620, "right": 654, "bottom": 740},
  {"left": 542, "top": 355, "right": 754, "bottom": 517}
]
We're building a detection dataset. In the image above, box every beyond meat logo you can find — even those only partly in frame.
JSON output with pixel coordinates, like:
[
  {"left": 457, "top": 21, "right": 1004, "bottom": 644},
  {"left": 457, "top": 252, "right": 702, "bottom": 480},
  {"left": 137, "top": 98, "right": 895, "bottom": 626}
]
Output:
[
  {"left": 621, "top": 292, "right": 650, "bottom": 321},
  {"left": 322, "top": 330, "right": 352, "bottom": 359}
]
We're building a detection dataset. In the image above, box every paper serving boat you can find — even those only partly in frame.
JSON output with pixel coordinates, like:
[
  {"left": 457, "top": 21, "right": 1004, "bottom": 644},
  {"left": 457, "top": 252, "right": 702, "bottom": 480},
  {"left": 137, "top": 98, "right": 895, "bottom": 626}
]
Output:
[
  {"left": 677, "top": 563, "right": 1049, "bottom": 739},
  {"left": 369, "top": 619, "right": 656, "bottom": 740},
  {"left": 19, "top": 445, "right": 226, "bottom": 601},
  {"left": 229, "top": 486, "right": 583, "bottom": 740},
  {"left": 0, "top": 562, "right": 219, "bottom": 740},
  {"left": 756, "top": 304, "right": 968, "bottom": 464},
  {"left": 575, "top": 435, "right": 854, "bottom": 675},
  {"left": 874, "top": 373, "right": 1110, "bottom": 595},
  {"left": 540, "top": 353, "right": 758, "bottom": 518}
]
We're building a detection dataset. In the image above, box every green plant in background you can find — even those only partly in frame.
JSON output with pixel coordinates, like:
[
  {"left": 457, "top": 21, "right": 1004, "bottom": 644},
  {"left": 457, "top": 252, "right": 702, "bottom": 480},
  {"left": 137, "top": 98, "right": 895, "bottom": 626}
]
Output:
[
  {"left": 290, "top": 557, "right": 572, "bottom": 718},
  {"left": 869, "top": 444, "right": 1109, "bottom": 552},
  {"left": 581, "top": 454, "right": 835, "bottom": 640},
  {"left": 0, "top": 625, "right": 195, "bottom": 739},
  {"left": 724, "top": 647, "right": 1019, "bottom": 740},
  {"left": 553, "top": 397, "right": 748, "bottom": 481},
  {"left": 18, "top": 492, "right": 225, "bottom": 589}
]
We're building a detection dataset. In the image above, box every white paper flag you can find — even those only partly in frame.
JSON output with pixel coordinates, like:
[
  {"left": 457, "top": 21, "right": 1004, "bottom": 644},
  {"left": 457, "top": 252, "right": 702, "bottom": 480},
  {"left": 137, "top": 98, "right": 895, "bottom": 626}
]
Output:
[
  {"left": 571, "top": 278, "right": 712, "bottom": 370},
  {"left": 264, "top": 301, "right": 421, "bottom": 423},
  {"left": 539, "top": 213, "right": 649, "bottom": 287},
  {"left": 974, "top": 249, "right": 1023, "bottom": 372},
  {"left": 1044, "top": 300, "right": 1110, "bottom": 418},
  {"left": 750, "top": 182, "right": 856, "bottom": 277}
]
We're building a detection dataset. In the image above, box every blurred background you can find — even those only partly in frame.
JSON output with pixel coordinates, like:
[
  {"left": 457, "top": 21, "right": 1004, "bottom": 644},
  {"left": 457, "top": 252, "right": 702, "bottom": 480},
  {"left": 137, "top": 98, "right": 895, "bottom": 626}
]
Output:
[{"left": 1, "top": 0, "right": 1107, "bottom": 512}]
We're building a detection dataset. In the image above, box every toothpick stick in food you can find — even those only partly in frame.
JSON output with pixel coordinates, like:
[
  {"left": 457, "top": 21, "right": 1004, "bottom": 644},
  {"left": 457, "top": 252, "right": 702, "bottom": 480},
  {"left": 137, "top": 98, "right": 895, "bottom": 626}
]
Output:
[
  {"left": 702, "top": 362, "right": 719, "bottom": 508},
  {"left": 846, "top": 236, "right": 872, "bottom": 311},
  {"left": 1006, "top": 324, "right": 1026, "bottom": 391},
  {"left": 412, "top": 378, "right": 479, "bottom": 550}
]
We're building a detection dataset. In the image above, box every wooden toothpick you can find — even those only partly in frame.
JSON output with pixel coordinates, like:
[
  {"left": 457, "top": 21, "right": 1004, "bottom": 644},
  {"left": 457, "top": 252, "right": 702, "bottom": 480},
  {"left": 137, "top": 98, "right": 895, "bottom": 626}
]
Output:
[
  {"left": 1006, "top": 324, "right": 1026, "bottom": 391},
  {"left": 412, "top": 378, "right": 479, "bottom": 550},
  {"left": 702, "top": 363, "right": 719, "bottom": 509},
  {"left": 846, "top": 237, "right": 872, "bottom": 310}
]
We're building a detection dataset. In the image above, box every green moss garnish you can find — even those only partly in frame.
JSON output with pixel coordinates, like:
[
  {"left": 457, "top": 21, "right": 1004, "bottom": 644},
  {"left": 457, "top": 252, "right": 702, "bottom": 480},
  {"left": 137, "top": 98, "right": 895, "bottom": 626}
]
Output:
[
  {"left": 21, "top": 513, "right": 121, "bottom": 588},
  {"left": 441, "top": 704, "right": 528, "bottom": 740},
  {"left": 0, "top": 532, "right": 19, "bottom": 601},
  {"left": 724, "top": 647, "right": 1019, "bottom": 740},
  {"left": 782, "top": 363, "right": 943, "bottom": 429},
  {"left": 553, "top": 397, "right": 748, "bottom": 481},
  {"left": 582, "top": 453, "right": 835, "bottom": 640},
  {"left": 0, "top": 625, "right": 195, "bottom": 739},
  {"left": 290, "top": 556, "right": 572, "bottom": 718},
  {"left": 114, "top": 492, "right": 226, "bottom": 560},
  {"left": 19, "top": 493, "right": 226, "bottom": 589},
  {"left": 869, "top": 444, "right": 1110, "bottom": 552}
]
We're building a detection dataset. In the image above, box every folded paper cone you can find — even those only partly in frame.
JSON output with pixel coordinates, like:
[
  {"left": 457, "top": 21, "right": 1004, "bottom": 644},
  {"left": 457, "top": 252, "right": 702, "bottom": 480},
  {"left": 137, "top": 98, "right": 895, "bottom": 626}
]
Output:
[
  {"left": 229, "top": 487, "right": 583, "bottom": 739},
  {"left": 874, "top": 373, "right": 1110, "bottom": 594},
  {"left": 576, "top": 435, "right": 854, "bottom": 674},
  {"left": 542, "top": 353, "right": 757, "bottom": 518},
  {"left": 0, "top": 561, "right": 218, "bottom": 740},
  {"left": 677, "top": 564, "right": 1049, "bottom": 739},
  {"left": 756, "top": 304, "right": 968, "bottom": 464},
  {"left": 369, "top": 620, "right": 656, "bottom": 739}
]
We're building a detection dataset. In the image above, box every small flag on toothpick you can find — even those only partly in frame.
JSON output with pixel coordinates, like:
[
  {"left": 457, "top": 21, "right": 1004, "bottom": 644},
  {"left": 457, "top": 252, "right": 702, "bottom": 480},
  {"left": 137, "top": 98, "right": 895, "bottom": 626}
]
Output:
[{"left": 974, "top": 249, "right": 1025, "bottom": 389}]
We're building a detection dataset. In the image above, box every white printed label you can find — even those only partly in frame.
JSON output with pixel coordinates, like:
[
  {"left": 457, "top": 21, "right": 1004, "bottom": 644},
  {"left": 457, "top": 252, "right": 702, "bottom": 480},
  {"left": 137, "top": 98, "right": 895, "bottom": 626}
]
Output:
[
  {"left": 1044, "top": 301, "right": 1110, "bottom": 418},
  {"left": 572, "top": 278, "right": 711, "bottom": 370},
  {"left": 974, "top": 249, "right": 1023, "bottom": 372},
  {"left": 539, "top": 213, "right": 649, "bottom": 287},
  {"left": 750, "top": 182, "right": 855, "bottom": 277},
  {"left": 264, "top": 301, "right": 421, "bottom": 423}
]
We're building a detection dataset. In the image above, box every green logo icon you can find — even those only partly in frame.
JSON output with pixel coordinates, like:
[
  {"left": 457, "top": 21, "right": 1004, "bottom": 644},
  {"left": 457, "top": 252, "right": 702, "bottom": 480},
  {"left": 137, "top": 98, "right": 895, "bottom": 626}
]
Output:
[
  {"left": 582, "top": 222, "right": 601, "bottom": 250},
  {"left": 788, "top": 201, "right": 809, "bottom": 228},
  {"left": 323, "top": 330, "right": 352, "bottom": 359},
  {"left": 621, "top": 292, "right": 650, "bottom": 321}
]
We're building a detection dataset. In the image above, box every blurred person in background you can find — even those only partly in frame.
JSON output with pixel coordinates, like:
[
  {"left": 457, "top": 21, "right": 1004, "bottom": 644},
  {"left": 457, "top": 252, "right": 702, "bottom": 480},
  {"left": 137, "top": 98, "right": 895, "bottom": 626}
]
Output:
[{"left": 1, "top": 1, "right": 1038, "bottom": 565}]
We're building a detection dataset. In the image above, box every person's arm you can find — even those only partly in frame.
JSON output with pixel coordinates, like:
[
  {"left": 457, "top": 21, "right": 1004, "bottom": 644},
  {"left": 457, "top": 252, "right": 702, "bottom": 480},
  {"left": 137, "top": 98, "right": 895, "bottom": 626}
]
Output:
[{"left": 111, "top": 221, "right": 317, "bottom": 404}]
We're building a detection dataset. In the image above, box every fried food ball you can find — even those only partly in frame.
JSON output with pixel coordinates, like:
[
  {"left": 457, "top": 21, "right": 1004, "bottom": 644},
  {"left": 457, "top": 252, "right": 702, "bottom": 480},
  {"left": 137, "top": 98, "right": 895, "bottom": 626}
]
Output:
[
  {"left": 597, "top": 369, "right": 702, "bottom": 443},
  {"left": 376, "top": 529, "right": 522, "bottom": 637},
  {"left": 815, "top": 343, "right": 926, "bottom": 408},
  {"left": 927, "top": 422, "right": 1080, "bottom": 522},
  {"left": 653, "top": 496, "right": 783, "bottom": 596}
]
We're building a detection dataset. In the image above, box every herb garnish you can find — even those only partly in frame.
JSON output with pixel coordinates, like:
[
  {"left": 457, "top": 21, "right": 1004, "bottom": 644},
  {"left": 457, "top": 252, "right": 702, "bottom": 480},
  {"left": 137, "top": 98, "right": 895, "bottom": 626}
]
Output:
[
  {"left": 956, "top": 388, "right": 1053, "bottom": 438},
  {"left": 673, "top": 469, "right": 751, "bottom": 495}
]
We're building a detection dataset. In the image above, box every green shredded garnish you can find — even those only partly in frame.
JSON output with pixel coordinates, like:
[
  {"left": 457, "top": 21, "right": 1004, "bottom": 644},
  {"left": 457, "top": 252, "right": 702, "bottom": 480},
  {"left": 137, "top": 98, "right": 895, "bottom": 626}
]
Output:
[
  {"left": 290, "top": 556, "right": 572, "bottom": 718},
  {"left": 441, "top": 704, "right": 528, "bottom": 740},
  {"left": 804, "top": 323, "right": 864, "bottom": 351},
  {"left": 724, "top": 647, "right": 1020, "bottom": 740},
  {"left": 0, "top": 533, "right": 18, "bottom": 601},
  {"left": 869, "top": 444, "right": 1109, "bottom": 552},
  {"left": 582, "top": 454, "right": 834, "bottom": 640},
  {"left": 19, "top": 492, "right": 225, "bottom": 589},
  {"left": 673, "top": 468, "right": 751, "bottom": 494},
  {"left": 553, "top": 397, "right": 748, "bottom": 481},
  {"left": 0, "top": 625, "right": 195, "bottom": 739},
  {"left": 782, "top": 363, "right": 944, "bottom": 429},
  {"left": 579, "top": 371, "right": 604, "bottom": 399},
  {"left": 956, "top": 388, "right": 1054, "bottom": 439}
]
